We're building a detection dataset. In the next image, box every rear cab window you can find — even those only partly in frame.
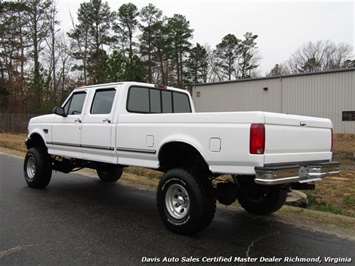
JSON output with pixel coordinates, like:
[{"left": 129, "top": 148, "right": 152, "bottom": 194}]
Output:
[{"left": 127, "top": 86, "right": 191, "bottom": 114}]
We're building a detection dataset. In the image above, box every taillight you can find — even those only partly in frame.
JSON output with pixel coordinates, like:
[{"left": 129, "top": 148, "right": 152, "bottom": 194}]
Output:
[
  {"left": 330, "top": 128, "right": 333, "bottom": 152},
  {"left": 250, "top": 124, "right": 265, "bottom": 154}
]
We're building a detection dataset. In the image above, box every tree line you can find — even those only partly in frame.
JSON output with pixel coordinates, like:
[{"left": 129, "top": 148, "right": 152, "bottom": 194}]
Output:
[
  {"left": 267, "top": 40, "right": 355, "bottom": 76},
  {"left": 0, "top": 0, "right": 354, "bottom": 114}
]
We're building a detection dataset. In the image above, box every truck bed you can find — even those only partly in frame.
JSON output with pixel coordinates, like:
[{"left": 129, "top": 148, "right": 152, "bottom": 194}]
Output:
[{"left": 116, "top": 111, "right": 333, "bottom": 175}]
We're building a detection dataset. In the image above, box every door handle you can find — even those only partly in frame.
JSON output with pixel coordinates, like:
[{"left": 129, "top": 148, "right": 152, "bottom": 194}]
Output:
[
  {"left": 103, "top": 118, "right": 111, "bottom": 123},
  {"left": 74, "top": 119, "right": 82, "bottom": 123}
]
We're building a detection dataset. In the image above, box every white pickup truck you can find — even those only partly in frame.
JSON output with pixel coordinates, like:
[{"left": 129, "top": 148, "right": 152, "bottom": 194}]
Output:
[{"left": 24, "top": 82, "right": 339, "bottom": 235}]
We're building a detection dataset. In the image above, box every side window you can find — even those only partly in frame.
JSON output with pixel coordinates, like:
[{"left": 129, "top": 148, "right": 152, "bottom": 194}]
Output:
[
  {"left": 162, "top": 91, "right": 173, "bottom": 113},
  {"left": 91, "top": 89, "right": 116, "bottom": 114},
  {"left": 127, "top": 87, "right": 149, "bottom": 113},
  {"left": 173, "top": 92, "right": 191, "bottom": 113},
  {"left": 63, "top": 92, "right": 86, "bottom": 115},
  {"left": 127, "top": 86, "right": 191, "bottom": 114},
  {"left": 150, "top": 89, "right": 161, "bottom": 113}
]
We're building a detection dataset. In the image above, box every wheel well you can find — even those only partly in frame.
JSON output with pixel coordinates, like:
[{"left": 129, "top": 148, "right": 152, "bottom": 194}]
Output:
[
  {"left": 158, "top": 142, "right": 209, "bottom": 173},
  {"left": 26, "top": 133, "right": 46, "bottom": 150}
]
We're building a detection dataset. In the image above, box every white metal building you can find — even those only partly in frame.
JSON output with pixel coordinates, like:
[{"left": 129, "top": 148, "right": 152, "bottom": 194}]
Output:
[{"left": 191, "top": 68, "right": 355, "bottom": 133}]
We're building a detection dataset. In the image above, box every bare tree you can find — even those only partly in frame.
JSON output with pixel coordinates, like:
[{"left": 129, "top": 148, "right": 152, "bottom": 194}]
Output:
[
  {"left": 53, "top": 33, "right": 73, "bottom": 103},
  {"left": 205, "top": 45, "right": 223, "bottom": 82},
  {"left": 286, "top": 40, "right": 353, "bottom": 73}
]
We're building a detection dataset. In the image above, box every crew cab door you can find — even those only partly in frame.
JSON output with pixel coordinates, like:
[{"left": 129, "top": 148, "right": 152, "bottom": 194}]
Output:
[
  {"left": 81, "top": 88, "right": 117, "bottom": 163},
  {"left": 51, "top": 90, "right": 87, "bottom": 158}
]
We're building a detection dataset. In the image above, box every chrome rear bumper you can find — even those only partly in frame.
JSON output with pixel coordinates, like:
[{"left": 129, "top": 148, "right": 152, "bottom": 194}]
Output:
[{"left": 254, "top": 162, "right": 340, "bottom": 185}]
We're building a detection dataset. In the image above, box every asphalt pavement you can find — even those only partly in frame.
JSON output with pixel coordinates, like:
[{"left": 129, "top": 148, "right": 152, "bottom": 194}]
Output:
[{"left": 0, "top": 153, "right": 354, "bottom": 265}]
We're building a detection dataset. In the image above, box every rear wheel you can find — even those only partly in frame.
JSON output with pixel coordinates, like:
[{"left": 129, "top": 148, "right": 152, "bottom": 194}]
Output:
[
  {"left": 23, "top": 147, "right": 52, "bottom": 188},
  {"left": 97, "top": 164, "right": 123, "bottom": 182},
  {"left": 157, "top": 168, "right": 216, "bottom": 235},
  {"left": 237, "top": 183, "right": 288, "bottom": 214}
]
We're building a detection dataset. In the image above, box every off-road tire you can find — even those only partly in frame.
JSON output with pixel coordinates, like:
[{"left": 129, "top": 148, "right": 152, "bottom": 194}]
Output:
[
  {"left": 237, "top": 184, "right": 288, "bottom": 214},
  {"left": 23, "top": 147, "right": 52, "bottom": 188},
  {"left": 156, "top": 168, "right": 216, "bottom": 235},
  {"left": 97, "top": 164, "right": 123, "bottom": 182}
]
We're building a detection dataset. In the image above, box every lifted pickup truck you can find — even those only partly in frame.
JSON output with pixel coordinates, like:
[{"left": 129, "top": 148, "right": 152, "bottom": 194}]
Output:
[{"left": 24, "top": 82, "right": 339, "bottom": 235}]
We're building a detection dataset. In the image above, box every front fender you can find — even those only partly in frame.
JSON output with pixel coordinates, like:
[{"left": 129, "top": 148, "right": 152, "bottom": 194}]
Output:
[{"left": 26, "top": 131, "right": 48, "bottom": 150}]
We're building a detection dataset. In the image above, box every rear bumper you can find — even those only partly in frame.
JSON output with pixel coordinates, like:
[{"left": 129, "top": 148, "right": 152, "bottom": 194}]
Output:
[{"left": 254, "top": 161, "right": 340, "bottom": 185}]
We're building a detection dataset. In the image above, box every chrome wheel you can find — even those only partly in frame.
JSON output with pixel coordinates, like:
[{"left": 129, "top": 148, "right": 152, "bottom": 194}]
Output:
[
  {"left": 165, "top": 184, "right": 190, "bottom": 220},
  {"left": 23, "top": 147, "right": 52, "bottom": 188},
  {"left": 26, "top": 156, "right": 36, "bottom": 180},
  {"left": 157, "top": 168, "right": 216, "bottom": 234}
]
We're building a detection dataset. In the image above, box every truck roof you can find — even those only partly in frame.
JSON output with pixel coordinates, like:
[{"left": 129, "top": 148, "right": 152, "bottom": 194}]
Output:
[{"left": 73, "top": 82, "right": 188, "bottom": 93}]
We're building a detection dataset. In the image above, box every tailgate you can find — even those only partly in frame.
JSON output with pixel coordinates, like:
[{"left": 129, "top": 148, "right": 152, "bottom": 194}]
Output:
[{"left": 263, "top": 112, "right": 333, "bottom": 165}]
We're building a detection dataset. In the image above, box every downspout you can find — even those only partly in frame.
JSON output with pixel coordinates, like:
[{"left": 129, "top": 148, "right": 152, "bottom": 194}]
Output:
[{"left": 280, "top": 77, "right": 283, "bottom": 113}]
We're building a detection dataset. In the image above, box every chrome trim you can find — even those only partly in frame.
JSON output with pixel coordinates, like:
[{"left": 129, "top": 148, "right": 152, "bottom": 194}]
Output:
[
  {"left": 116, "top": 147, "right": 156, "bottom": 155},
  {"left": 48, "top": 142, "right": 114, "bottom": 151},
  {"left": 254, "top": 162, "right": 340, "bottom": 185},
  {"left": 82, "top": 144, "right": 114, "bottom": 151},
  {"left": 48, "top": 141, "right": 81, "bottom": 148}
]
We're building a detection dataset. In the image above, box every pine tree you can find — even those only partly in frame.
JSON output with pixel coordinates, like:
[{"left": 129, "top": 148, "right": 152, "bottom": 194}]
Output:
[
  {"left": 25, "top": 0, "right": 53, "bottom": 111},
  {"left": 166, "top": 14, "right": 193, "bottom": 87},
  {"left": 114, "top": 3, "right": 140, "bottom": 81},
  {"left": 186, "top": 43, "right": 208, "bottom": 84},
  {"left": 237, "top": 32, "right": 259, "bottom": 79},
  {"left": 215, "top": 34, "right": 239, "bottom": 81},
  {"left": 139, "top": 3, "right": 163, "bottom": 83},
  {"left": 68, "top": 0, "right": 115, "bottom": 84}
]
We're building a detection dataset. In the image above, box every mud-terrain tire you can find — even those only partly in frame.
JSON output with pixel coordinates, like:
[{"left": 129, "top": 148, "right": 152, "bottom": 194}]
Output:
[
  {"left": 97, "top": 165, "right": 123, "bottom": 182},
  {"left": 23, "top": 147, "right": 52, "bottom": 188},
  {"left": 237, "top": 184, "right": 288, "bottom": 214},
  {"left": 157, "top": 168, "right": 216, "bottom": 235}
]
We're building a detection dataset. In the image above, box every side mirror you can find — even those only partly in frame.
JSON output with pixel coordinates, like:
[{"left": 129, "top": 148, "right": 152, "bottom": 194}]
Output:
[{"left": 53, "top": 106, "right": 67, "bottom": 117}]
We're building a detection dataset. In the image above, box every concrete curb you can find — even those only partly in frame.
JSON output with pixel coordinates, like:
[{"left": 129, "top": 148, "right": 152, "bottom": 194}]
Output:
[{"left": 286, "top": 190, "right": 308, "bottom": 207}]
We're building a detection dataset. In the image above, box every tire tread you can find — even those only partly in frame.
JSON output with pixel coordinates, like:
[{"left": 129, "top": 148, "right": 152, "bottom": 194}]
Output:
[
  {"left": 24, "top": 147, "right": 52, "bottom": 188},
  {"left": 157, "top": 168, "right": 216, "bottom": 235}
]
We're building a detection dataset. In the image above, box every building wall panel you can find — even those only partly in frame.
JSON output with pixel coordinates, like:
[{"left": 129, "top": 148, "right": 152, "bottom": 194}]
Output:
[
  {"left": 192, "top": 69, "right": 355, "bottom": 133},
  {"left": 193, "top": 79, "right": 282, "bottom": 113}
]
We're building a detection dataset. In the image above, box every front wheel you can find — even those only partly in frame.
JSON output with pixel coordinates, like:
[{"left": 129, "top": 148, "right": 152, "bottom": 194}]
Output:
[
  {"left": 237, "top": 184, "right": 288, "bottom": 215},
  {"left": 156, "top": 168, "right": 216, "bottom": 235},
  {"left": 23, "top": 147, "right": 52, "bottom": 188}
]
